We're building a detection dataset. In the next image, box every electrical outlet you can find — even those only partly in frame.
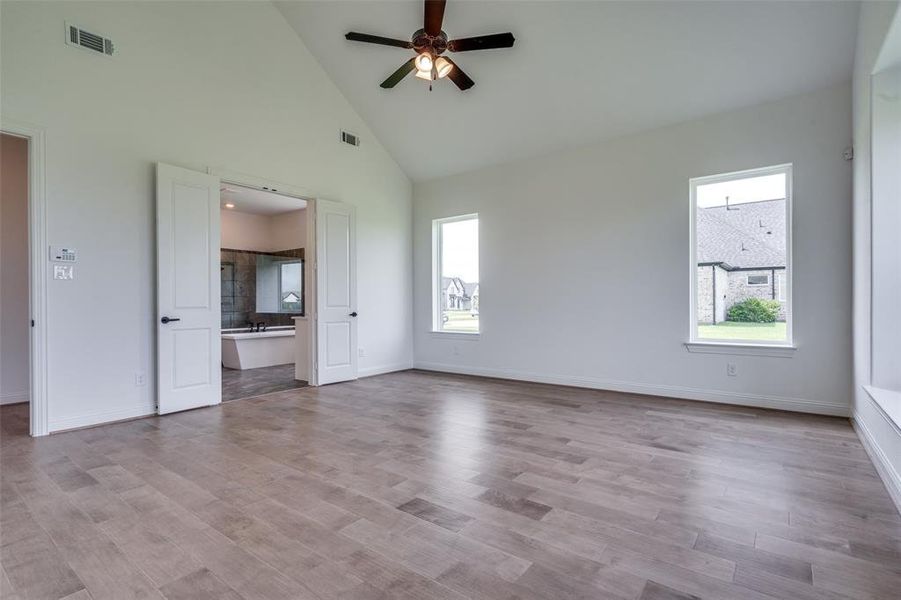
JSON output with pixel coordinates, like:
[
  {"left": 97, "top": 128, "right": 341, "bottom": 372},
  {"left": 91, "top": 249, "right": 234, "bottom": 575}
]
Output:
[
  {"left": 726, "top": 363, "right": 738, "bottom": 377},
  {"left": 452, "top": 345, "right": 460, "bottom": 356},
  {"left": 358, "top": 348, "right": 366, "bottom": 358},
  {"left": 134, "top": 372, "right": 146, "bottom": 386}
]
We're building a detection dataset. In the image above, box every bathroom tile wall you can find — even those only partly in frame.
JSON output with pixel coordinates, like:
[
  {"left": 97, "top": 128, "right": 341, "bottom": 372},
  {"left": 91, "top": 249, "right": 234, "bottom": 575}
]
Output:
[{"left": 221, "top": 248, "right": 304, "bottom": 329}]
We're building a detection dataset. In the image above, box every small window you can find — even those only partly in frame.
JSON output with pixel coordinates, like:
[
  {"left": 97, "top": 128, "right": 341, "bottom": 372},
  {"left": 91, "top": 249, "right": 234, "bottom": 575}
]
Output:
[
  {"left": 691, "top": 164, "right": 791, "bottom": 344},
  {"left": 433, "top": 214, "right": 479, "bottom": 333},
  {"left": 747, "top": 274, "right": 769, "bottom": 286},
  {"left": 279, "top": 261, "right": 303, "bottom": 313}
]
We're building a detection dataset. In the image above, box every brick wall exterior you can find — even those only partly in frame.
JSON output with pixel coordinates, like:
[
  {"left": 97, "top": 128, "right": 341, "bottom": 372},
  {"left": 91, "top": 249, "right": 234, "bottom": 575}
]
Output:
[
  {"left": 698, "top": 265, "right": 787, "bottom": 323},
  {"left": 727, "top": 269, "right": 786, "bottom": 320}
]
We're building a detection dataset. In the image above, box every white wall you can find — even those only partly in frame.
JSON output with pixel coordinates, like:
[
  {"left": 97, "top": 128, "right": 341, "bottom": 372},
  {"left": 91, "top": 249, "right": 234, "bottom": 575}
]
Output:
[
  {"left": 0, "top": 134, "right": 30, "bottom": 405},
  {"left": 221, "top": 208, "right": 305, "bottom": 253},
  {"left": 851, "top": 0, "right": 901, "bottom": 510},
  {"left": 220, "top": 210, "right": 272, "bottom": 253},
  {"left": 0, "top": 1, "right": 413, "bottom": 431},
  {"left": 270, "top": 209, "right": 306, "bottom": 252},
  {"left": 414, "top": 84, "right": 852, "bottom": 416},
  {"left": 870, "top": 66, "right": 901, "bottom": 391}
]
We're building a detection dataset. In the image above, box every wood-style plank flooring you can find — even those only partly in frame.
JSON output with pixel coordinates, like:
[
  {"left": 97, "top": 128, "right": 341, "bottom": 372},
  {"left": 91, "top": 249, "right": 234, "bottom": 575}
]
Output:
[{"left": 1, "top": 370, "right": 900, "bottom": 600}]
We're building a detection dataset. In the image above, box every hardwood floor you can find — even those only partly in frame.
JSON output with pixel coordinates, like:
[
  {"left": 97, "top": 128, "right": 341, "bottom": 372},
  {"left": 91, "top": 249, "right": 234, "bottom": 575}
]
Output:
[{"left": 1, "top": 370, "right": 899, "bottom": 600}]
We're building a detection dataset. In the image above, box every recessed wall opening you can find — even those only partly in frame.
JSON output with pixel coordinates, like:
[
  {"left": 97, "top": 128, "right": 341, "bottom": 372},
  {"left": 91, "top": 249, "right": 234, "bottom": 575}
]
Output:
[
  {"left": 219, "top": 183, "right": 310, "bottom": 402},
  {"left": 0, "top": 133, "right": 30, "bottom": 416}
]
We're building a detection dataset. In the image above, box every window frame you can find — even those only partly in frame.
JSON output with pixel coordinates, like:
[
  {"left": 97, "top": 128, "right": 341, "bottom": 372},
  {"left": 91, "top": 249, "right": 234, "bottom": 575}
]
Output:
[
  {"left": 432, "top": 213, "right": 480, "bottom": 336},
  {"left": 276, "top": 259, "right": 304, "bottom": 315},
  {"left": 688, "top": 164, "right": 793, "bottom": 350}
]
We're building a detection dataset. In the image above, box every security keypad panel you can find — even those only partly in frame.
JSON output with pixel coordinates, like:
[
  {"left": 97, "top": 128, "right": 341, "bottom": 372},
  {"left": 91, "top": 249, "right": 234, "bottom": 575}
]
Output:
[{"left": 50, "top": 246, "right": 77, "bottom": 262}]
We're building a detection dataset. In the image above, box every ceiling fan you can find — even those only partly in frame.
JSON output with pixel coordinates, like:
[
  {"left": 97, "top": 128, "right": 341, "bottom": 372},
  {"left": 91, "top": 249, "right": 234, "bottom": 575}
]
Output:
[{"left": 345, "top": 0, "right": 515, "bottom": 91}]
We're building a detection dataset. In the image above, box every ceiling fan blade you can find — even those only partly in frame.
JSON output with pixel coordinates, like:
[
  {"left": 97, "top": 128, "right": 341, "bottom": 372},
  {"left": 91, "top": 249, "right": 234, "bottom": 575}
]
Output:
[
  {"left": 448, "top": 32, "right": 515, "bottom": 52},
  {"left": 380, "top": 58, "right": 416, "bottom": 88},
  {"left": 424, "top": 0, "right": 447, "bottom": 36},
  {"left": 345, "top": 32, "right": 412, "bottom": 49},
  {"left": 441, "top": 57, "right": 474, "bottom": 91}
]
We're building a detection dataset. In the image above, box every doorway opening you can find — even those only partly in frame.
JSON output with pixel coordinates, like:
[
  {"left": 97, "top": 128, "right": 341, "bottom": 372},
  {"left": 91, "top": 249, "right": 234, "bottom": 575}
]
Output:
[
  {"left": 1, "top": 133, "right": 30, "bottom": 418},
  {"left": 219, "top": 183, "right": 310, "bottom": 402},
  {"left": 1, "top": 123, "right": 47, "bottom": 437},
  {"left": 156, "top": 162, "right": 357, "bottom": 416}
]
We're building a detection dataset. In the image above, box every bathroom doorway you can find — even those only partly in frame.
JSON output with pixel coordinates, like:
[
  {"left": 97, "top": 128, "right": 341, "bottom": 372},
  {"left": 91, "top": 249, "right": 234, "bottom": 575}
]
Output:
[
  {"left": 218, "top": 182, "right": 311, "bottom": 402},
  {"left": 157, "top": 163, "right": 357, "bottom": 415}
]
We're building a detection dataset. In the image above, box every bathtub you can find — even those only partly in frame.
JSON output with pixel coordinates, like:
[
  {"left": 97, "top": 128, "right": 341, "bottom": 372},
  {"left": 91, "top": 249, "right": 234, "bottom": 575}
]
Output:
[{"left": 221, "top": 327, "right": 295, "bottom": 370}]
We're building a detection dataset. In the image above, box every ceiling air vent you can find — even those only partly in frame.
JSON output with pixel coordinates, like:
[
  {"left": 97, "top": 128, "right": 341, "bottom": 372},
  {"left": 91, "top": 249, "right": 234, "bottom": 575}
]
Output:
[
  {"left": 340, "top": 131, "right": 360, "bottom": 147},
  {"left": 66, "top": 22, "right": 114, "bottom": 56}
]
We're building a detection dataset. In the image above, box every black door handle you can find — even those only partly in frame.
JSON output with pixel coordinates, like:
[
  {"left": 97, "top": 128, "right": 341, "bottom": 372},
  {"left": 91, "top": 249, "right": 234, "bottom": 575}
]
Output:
[
  {"left": 160, "top": 316, "right": 181, "bottom": 324},
  {"left": 349, "top": 312, "right": 358, "bottom": 317}
]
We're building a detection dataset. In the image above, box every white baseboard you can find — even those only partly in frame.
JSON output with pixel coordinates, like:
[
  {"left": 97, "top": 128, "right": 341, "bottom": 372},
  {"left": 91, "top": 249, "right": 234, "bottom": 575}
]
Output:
[
  {"left": 0, "top": 390, "right": 29, "bottom": 405},
  {"left": 853, "top": 398, "right": 901, "bottom": 514},
  {"left": 358, "top": 362, "right": 413, "bottom": 378},
  {"left": 49, "top": 402, "right": 155, "bottom": 433},
  {"left": 413, "top": 362, "right": 849, "bottom": 417}
]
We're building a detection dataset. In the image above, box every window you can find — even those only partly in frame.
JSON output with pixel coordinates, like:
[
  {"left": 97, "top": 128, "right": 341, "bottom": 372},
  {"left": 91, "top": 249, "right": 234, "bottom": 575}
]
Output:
[
  {"left": 691, "top": 164, "right": 791, "bottom": 345},
  {"left": 747, "top": 274, "right": 769, "bottom": 286},
  {"left": 433, "top": 214, "right": 479, "bottom": 333},
  {"left": 278, "top": 261, "right": 303, "bottom": 313},
  {"left": 255, "top": 255, "right": 303, "bottom": 314}
]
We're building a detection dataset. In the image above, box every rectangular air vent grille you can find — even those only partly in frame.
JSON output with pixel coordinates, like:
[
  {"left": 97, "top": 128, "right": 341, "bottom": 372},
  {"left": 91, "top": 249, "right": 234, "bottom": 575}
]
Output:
[
  {"left": 66, "top": 23, "right": 114, "bottom": 56},
  {"left": 341, "top": 131, "right": 360, "bottom": 147}
]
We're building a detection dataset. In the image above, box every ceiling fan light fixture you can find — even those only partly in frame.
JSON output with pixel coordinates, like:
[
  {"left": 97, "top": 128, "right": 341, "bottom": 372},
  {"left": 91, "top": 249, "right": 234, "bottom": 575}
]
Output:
[
  {"left": 414, "top": 52, "right": 433, "bottom": 72},
  {"left": 414, "top": 68, "right": 433, "bottom": 81},
  {"left": 435, "top": 57, "right": 453, "bottom": 78}
]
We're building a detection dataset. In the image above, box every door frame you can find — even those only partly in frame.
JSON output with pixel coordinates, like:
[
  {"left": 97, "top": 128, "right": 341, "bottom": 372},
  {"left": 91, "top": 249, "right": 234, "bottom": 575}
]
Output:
[
  {"left": 1, "top": 119, "right": 49, "bottom": 437},
  {"left": 208, "top": 167, "right": 319, "bottom": 385}
]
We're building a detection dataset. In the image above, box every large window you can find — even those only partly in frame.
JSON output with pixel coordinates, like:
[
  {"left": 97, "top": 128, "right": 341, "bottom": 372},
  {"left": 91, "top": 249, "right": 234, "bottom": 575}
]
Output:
[
  {"left": 434, "top": 214, "right": 479, "bottom": 333},
  {"left": 691, "top": 164, "right": 791, "bottom": 345}
]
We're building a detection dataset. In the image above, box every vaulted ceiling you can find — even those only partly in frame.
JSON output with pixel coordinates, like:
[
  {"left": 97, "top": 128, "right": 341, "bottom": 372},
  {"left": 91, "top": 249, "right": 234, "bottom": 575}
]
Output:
[{"left": 276, "top": 1, "right": 859, "bottom": 181}]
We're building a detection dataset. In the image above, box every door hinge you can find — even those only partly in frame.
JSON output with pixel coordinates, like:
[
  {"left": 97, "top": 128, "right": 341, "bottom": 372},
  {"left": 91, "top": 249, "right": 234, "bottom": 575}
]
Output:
[{"left": 31, "top": 319, "right": 35, "bottom": 327}]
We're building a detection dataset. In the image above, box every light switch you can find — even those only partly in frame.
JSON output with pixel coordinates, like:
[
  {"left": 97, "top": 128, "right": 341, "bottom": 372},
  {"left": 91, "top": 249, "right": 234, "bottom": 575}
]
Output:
[{"left": 53, "top": 265, "right": 74, "bottom": 280}]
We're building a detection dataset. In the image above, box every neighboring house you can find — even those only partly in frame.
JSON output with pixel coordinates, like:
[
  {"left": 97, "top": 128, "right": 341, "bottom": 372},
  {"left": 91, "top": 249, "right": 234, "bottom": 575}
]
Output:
[
  {"left": 441, "top": 276, "right": 479, "bottom": 312},
  {"left": 697, "top": 199, "right": 786, "bottom": 323}
]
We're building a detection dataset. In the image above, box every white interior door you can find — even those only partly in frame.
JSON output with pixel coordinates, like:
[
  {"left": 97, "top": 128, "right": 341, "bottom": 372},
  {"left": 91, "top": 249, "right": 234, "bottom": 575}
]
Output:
[
  {"left": 156, "top": 163, "right": 221, "bottom": 414},
  {"left": 315, "top": 199, "right": 357, "bottom": 385}
]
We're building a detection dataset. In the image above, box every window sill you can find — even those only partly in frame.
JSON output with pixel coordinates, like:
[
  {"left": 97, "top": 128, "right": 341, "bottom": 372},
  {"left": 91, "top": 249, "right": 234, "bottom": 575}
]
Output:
[
  {"left": 864, "top": 386, "right": 901, "bottom": 432},
  {"left": 429, "top": 331, "right": 480, "bottom": 340},
  {"left": 684, "top": 341, "right": 796, "bottom": 357}
]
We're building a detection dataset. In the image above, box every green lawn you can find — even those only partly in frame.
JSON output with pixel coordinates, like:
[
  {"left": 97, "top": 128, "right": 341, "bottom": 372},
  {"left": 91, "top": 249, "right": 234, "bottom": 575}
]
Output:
[
  {"left": 697, "top": 321, "right": 787, "bottom": 341},
  {"left": 442, "top": 310, "right": 479, "bottom": 333}
]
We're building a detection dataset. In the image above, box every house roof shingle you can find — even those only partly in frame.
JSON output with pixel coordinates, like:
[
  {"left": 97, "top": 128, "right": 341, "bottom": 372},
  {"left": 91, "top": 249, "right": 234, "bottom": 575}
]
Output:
[{"left": 697, "top": 199, "right": 785, "bottom": 269}]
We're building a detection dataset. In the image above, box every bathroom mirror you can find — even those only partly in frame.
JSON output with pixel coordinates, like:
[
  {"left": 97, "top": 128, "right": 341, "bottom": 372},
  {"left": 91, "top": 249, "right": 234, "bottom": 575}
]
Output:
[{"left": 255, "top": 254, "right": 304, "bottom": 315}]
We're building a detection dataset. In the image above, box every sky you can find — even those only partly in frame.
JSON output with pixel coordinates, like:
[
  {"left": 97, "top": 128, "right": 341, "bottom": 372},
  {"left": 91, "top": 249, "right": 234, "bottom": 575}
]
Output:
[
  {"left": 441, "top": 218, "right": 479, "bottom": 282},
  {"left": 697, "top": 173, "right": 786, "bottom": 208}
]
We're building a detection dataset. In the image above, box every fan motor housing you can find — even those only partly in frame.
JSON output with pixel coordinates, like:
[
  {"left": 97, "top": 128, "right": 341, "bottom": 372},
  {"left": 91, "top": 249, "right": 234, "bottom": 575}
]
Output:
[{"left": 412, "top": 28, "right": 448, "bottom": 55}]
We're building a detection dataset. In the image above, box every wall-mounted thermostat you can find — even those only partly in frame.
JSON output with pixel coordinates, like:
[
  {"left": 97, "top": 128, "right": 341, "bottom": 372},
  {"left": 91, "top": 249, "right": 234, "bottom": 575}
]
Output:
[{"left": 50, "top": 246, "right": 77, "bottom": 262}]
